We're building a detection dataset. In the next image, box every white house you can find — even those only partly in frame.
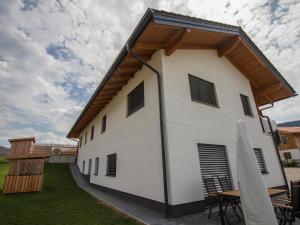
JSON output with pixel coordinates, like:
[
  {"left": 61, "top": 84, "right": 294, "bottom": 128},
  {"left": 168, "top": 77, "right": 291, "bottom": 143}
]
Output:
[{"left": 67, "top": 9, "right": 297, "bottom": 217}]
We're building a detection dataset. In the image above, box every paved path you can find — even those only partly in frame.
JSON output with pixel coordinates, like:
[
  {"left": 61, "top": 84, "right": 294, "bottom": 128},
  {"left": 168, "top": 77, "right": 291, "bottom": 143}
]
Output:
[
  {"left": 285, "top": 168, "right": 300, "bottom": 184},
  {"left": 69, "top": 163, "right": 299, "bottom": 225}
]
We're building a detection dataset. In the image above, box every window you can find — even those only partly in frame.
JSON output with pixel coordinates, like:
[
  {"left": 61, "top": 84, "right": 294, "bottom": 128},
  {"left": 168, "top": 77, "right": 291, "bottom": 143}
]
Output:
[
  {"left": 188, "top": 74, "right": 218, "bottom": 107},
  {"left": 240, "top": 94, "right": 253, "bottom": 116},
  {"left": 82, "top": 160, "right": 85, "bottom": 174},
  {"left": 94, "top": 157, "right": 99, "bottom": 175},
  {"left": 253, "top": 148, "right": 268, "bottom": 173},
  {"left": 283, "top": 152, "right": 292, "bottom": 160},
  {"left": 84, "top": 132, "right": 87, "bottom": 144},
  {"left": 127, "top": 82, "right": 144, "bottom": 116},
  {"left": 88, "top": 159, "right": 92, "bottom": 175},
  {"left": 90, "top": 126, "right": 94, "bottom": 140},
  {"left": 79, "top": 136, "right": 82, "bottom": 147},
  {"left": 281, "top": 135, "right": 288, "bottom": 144},
  {"left": 101, "top": 115, "right": 106, "bottom": 133},
  {"left": 198, "top": 143, "right": 232, "bottom": 194},
  {"left": 106, "top": 153, "right": 117, "bottom": 177}
]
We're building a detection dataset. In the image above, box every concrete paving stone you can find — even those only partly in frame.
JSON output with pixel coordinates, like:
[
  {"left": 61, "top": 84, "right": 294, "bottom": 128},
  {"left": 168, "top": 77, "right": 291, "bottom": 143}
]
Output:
[{"left": 70, "top": 163, "right": 300, "bottom": 225}]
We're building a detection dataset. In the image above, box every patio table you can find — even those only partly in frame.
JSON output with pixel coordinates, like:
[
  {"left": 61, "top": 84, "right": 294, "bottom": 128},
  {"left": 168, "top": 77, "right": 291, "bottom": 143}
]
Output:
[{"left": 217, "top": 188, "right": 288, "bottom": 225}]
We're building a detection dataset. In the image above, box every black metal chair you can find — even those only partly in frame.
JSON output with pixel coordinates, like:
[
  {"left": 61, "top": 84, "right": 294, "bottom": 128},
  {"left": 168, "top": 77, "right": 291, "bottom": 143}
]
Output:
[
  {"left": 273, "top": 180, "right": 300, "bottom": 225},
  {"left": 203, "top": 176, "right": 219, "bottom": 219},
  {"left": 218, "top": 176, "right": 232, "bottom": 192},
  {"left": 203, "top": 176, "right": 238, "bottom": 225},
  {"left": 217, "top": 176, "right": 242, "bottom": 221}
]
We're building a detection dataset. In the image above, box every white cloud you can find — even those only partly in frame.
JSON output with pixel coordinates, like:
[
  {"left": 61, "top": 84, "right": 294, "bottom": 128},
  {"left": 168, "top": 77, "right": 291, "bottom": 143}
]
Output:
[{"left": 0, "top": 0, "right": 299, "bottom": 146}]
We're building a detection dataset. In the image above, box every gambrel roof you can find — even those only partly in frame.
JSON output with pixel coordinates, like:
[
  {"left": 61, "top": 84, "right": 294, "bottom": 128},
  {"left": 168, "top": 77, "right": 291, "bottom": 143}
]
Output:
[{"left": 67, "top": 9, "right": 296, "bottom": 138}]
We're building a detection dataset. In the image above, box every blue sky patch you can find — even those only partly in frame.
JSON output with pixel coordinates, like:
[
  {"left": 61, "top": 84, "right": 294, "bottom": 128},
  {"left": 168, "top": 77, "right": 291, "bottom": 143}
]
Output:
[
  {"left": 21, "top": 0, "right": 39, "bottom": 11},
  {"left": 57, "top": 79, "right": 92, "bottom": 104},
  {"left": 46, "top": 43, "right": 75, "bottom": 61}
]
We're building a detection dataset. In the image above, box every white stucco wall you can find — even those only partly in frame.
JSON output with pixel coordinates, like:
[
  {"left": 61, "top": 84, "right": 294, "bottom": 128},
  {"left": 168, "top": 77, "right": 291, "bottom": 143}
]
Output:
[
  {"left": 160, "top": 49, "right": 286, "bottom": 205},
  {"left": 77, "top": 51, "right": 165, "bottom": 203},
  {"left": 77, "top": 48, "right": 286, "bottom": 206}
]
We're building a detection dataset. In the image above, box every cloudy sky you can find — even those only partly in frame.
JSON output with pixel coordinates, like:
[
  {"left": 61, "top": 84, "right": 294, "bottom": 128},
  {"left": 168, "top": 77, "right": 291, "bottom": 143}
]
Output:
[{"left": 0, "top": 0, "right": 299, "bottom": 146}]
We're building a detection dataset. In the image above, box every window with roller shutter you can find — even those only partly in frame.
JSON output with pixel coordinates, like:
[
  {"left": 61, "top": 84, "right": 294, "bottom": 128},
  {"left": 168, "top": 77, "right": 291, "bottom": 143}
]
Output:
[
  {"left": 88, "top": 159, "right": 92, "bottom": 175},
  {"left": 127, "top": 82, "right": 144, "bottom": 116},
  {"left": 94, "top": 157, "right": 99, "bottom": 175},
  {"left": 240, "top": 94, "right": 253, "bottom": 116},
  {"left": 188, "top": 74, "right": 218, "bottom": 107},
  {"left": 253, "top": 148, "right": 268, "bottom": 173},
  {"left": 106, "top": 153, "right": 117, "bottom": 177},
  {"left": 82, "top": 160, "right": 85, "bottom": 174},
  {"left": 197, "top": 143, "right": 232, "bottom": 194}
]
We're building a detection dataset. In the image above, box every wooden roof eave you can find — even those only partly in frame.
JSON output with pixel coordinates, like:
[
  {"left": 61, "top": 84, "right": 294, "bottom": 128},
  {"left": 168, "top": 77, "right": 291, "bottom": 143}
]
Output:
[
  {"left": 67, "top": 9, "right": 296, "bottom": 138},
  {"left": 66, "top": 10, "right": 155, "bottom": 138}
]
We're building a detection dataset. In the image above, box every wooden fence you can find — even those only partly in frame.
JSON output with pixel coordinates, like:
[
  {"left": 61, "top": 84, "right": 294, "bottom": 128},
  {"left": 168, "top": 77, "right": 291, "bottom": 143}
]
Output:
[{"left": 8, "top": 159, "right": 45, "bottom": 176}]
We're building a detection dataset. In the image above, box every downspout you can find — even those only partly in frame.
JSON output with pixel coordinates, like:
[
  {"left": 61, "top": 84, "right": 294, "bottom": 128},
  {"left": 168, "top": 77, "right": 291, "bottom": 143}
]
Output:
[
  {"left": 126, "top": 44, "right": 170, "bottom": 218},
  {"left": 260, "top": 108, "right": 288, "bottom": 188}
]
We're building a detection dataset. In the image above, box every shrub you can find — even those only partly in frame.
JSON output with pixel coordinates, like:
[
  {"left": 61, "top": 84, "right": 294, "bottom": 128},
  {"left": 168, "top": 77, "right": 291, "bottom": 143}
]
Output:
[{"left": 283, "top": 159, "right": 298, "bottom": 167}]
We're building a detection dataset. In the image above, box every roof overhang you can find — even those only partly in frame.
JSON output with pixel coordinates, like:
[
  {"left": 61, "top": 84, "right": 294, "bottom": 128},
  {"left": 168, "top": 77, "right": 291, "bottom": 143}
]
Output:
[
  {"left": 67, "top": 9, "right": 297, "bottom": 138},
  {"left": 279, "top": 127, "right": 300, "bottom": 135}
]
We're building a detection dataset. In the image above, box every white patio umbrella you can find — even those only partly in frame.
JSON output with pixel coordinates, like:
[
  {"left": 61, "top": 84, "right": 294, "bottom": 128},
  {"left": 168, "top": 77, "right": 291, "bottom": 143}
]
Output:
[{"left": 236, "top": 120, "right": 278, "bottom": 225}]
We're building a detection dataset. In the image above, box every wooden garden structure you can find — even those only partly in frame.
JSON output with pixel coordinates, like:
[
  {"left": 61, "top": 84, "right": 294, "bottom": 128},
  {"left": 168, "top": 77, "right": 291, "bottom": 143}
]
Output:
[{"left": 3, "top": 137, "right": 50, "bottom": 194}]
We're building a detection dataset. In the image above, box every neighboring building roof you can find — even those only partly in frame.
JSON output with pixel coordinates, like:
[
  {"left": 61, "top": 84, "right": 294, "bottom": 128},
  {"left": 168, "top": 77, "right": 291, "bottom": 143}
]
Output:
[
  {"left": 278, "top": 120, "right": 300, "bottom": 127},
  {"left": 278, "top": 127, "right": 300, "bottom": 134},
  {"left": 8, "top": 137, "right": 36, "bottom": 143},
  {"left": 67, "top": 8, "right": 297, "bottom": 138}
]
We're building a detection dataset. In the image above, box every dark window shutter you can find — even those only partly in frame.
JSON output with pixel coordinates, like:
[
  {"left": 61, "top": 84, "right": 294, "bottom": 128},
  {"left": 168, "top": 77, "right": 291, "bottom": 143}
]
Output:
[
  {"left": 198, "top": 143, "right": 232, "bottom": 194},
  {"left": 82, "top": 160, "right": 85, "bottom": 174},
  {"left": 84, "top": 132, "right": 87, "bottom": 144},
  {"left": 94, "top": 157, "right": 99, "bottom": 175},
  {"left": 79, "top": 136, "right": 82, "bottom": 147},
  {"left": 240, "top": 94, "right": 253, "bottom": 116},
  {"left": 106, "top": 153, "right": 117, "bottom": 176},
  {"left": 127, "top": 82, "right": 144, "bottom": 116},
  {"left": 90, "top": 126, "right": 94, "bottom": 140},
  {"left": 101, "top": 115, "right": 106, "bottom": 133},
  {"left": 188, "top": 75, "right": 218, "bottom": 107},
  {"left": 253, "top": 148, "right": 267, "bottom": 173},
  {"left": 88, "top": 159, "right": 92, "bottom": 175}
]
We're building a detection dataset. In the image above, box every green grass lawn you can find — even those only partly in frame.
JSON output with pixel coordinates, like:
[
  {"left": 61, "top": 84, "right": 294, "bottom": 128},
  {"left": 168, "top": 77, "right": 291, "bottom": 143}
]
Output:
[
  {"left": 0, "top": 157, "right": 141, "bottom": 225},
  {"left": 0, "top": 157, "right": 10, "bottom": 188}
]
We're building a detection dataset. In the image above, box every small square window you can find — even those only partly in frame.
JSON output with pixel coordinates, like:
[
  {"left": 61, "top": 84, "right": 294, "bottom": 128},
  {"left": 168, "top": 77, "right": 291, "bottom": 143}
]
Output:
[
  {"left": 240, "top": 94, "right": 253, "bottom": 116},
  {"left": 106, "top": 153, "right": 117, "bottom": 177},
  {"left": 283, "top": 152, "right": 292, "bottom": 160},
  {"left": 101, "top": 115, "right": 106, "bottom": 133},
  {"left": 127, "top": 82, "right": 144, "bottom": 116}
]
